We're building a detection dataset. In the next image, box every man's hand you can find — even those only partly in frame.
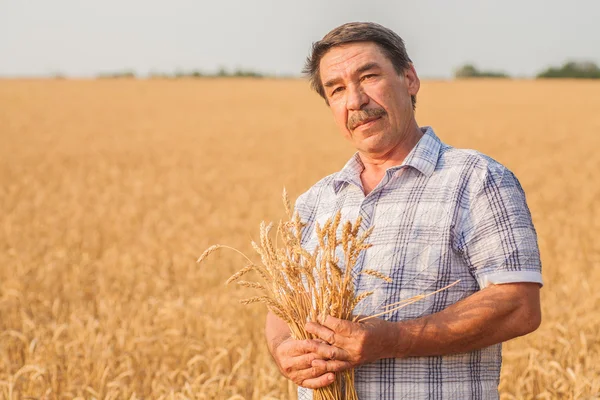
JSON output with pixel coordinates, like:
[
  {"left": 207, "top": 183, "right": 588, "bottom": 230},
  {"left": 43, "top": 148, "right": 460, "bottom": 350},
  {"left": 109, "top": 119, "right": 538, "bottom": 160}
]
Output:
[
  {"left": 271, "top": 336, "right": 338, "bottom": 389},
  {"left": 306, "top": 282, "right": 541, "bottom": 373},
  {"left": 266, "top": 312, "right": 337, "bottom": 388},
  {"left": 305, "top": 316, "right": 402, "bottom": 373}
]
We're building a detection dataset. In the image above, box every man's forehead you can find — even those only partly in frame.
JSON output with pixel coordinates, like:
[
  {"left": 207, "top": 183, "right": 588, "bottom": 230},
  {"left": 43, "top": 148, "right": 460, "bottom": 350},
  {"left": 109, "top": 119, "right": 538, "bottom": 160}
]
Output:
[{"left": 319, "top": 42, "right": 386, "bottom": 80}]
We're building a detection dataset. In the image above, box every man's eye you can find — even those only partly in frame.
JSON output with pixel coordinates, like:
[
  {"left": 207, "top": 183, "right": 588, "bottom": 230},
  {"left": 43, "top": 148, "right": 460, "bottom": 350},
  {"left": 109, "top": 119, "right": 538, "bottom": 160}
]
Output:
[
  {"left": 361, "top": 74, "right": 377, "bottom": 81},
  {"left": 331, "top": 87, "right": 344, "bottom": 95}
]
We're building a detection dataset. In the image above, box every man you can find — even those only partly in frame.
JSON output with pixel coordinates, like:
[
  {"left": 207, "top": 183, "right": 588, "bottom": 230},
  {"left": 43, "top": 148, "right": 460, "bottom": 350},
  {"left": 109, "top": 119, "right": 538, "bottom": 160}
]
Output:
[{"left": 265, "top": 22, "right": 542, "bottom": 399}]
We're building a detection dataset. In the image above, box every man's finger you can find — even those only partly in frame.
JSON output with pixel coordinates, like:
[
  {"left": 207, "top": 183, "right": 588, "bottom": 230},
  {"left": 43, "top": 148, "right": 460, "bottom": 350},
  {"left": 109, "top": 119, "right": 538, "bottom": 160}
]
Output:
[
  {"left": 305, "top": 322, "right": 337, "bottom": 345},
  {"left": 280, "top": 339, "right": 322, "bottom": 357},
  {"left": 292, "top": 363, "right": 328, "bottom": 383},
  {"left": 300, "top": 372, "right": 336, "bottom": 389},
  {"left": 311, "top": 342, "right": 350, "bottom": 361},
  {"left": 321, "top": 315, "right": 354, "bottom": 334},
  {"left": 311, "top": 358, "right": 353, "bottom": 373},
  {"left": 291, "top": 353, "right": 320, "bottom": 371}
]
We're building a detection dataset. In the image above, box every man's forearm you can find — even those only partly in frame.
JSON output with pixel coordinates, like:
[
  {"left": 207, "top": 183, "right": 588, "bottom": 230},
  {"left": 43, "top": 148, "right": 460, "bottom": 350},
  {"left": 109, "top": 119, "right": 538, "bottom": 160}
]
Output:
[
  {"left": 390, "top": 282, "right": 541, "bottom": 358},
  {"left": 265, "top": 311, "right": 292, "bottom": 356}
]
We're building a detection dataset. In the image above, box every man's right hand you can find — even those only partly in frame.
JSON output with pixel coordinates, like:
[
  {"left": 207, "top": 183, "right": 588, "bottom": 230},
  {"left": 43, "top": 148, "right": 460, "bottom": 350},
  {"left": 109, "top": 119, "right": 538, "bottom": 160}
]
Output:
[{"left": 272, "top": 337, "right": 336, "bottom": 389}]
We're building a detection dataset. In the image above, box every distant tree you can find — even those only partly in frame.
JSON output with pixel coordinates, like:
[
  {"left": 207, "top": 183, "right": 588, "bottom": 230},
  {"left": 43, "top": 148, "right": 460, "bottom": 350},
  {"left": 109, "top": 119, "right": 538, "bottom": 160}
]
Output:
[
  {"left": 455, "top": 64, "right": 479, "bottom": 78},
  {"left": 537, "top": 61, "right": 600, "bottom": 79},
  {"left": 217, "top": 67, "right": 229, "bottom": 77},
  {"left": 51, "top": 71, "right": 66, "bottom": 80},
  {"left": 455, "top": 64, "right": 509, "bottom": 78},
  {"left": 149, "top": 70, "right": 170, "bottom": 79},
  {"left": 97, "top": 70, "right": 136, "bottom": 79},
  {"left": 233, "top": 68, "right": 263, "bottom": 78},
  {"left": 172, "top": 70, "right": 204, "bottom": 78}
]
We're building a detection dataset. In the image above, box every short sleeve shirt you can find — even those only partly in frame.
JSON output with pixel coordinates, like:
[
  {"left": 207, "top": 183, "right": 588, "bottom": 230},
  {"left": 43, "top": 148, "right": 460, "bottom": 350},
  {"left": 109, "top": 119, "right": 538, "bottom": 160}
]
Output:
[{"left": 295, "top": 126, "right": 542, "bottom": 400}]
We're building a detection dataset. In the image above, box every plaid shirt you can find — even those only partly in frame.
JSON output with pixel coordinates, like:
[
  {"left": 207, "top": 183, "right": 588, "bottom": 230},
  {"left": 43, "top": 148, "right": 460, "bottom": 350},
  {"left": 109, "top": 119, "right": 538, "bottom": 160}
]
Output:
[{"left": 296, "top": 127, "right": 542, "bottom": 400}]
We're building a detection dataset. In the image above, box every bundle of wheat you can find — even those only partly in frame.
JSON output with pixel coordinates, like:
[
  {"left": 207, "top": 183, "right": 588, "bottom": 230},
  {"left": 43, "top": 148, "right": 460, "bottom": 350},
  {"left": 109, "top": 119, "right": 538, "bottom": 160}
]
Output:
[{"left": 198, "top": 189, "right": 457, "bottom": 400}]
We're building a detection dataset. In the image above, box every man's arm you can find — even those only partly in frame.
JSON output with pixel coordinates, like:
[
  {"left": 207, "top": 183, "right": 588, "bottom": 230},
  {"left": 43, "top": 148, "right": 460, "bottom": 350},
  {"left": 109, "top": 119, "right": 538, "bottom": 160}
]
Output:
[
  {"left": 265, "top": 311, "right": 336, "bottom": 388},
  {"left": 265, "top": 311, "right": 292, "bottom": 355},
  {"left": 395, "top": 281, "right": 541, "bottom": 356},
  {"left": 305, "top": 282, "right": 541, "bottom": 374}
]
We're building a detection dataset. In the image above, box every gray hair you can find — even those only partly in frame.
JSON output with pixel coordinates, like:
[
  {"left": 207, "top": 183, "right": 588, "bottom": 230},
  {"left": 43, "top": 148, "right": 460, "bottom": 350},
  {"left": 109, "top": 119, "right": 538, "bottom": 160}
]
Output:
[{"left": 303, "top": 22, "right": 416, "bottom": 109}]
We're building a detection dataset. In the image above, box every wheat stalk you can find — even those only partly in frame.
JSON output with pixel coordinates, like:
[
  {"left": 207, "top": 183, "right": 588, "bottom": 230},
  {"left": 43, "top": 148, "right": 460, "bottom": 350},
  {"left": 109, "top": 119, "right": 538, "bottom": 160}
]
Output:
[
  {"left": 361, "top": 269, "right": 393, "bottom": 283},
  {"left": 197, "top": 189, "right": 457, "bottom": 400}
]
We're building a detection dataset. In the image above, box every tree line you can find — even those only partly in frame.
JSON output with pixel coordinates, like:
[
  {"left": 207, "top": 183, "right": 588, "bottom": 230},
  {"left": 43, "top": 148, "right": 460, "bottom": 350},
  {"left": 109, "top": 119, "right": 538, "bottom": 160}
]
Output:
[
  {"left": 455, "top": 61, "right": 600, "bottom": 79},
  {"left": 97, "top": 67, "right": 269, "bottom": 79},
  {"left": 94, "top": 61, "right": 600, "bottom": 80}
]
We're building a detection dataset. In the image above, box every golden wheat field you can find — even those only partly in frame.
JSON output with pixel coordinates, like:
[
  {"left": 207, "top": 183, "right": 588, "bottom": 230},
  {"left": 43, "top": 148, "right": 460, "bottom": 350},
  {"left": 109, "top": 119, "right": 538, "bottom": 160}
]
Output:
[{"left": 0, "top": 78, "right": 599, "bottom": 400}]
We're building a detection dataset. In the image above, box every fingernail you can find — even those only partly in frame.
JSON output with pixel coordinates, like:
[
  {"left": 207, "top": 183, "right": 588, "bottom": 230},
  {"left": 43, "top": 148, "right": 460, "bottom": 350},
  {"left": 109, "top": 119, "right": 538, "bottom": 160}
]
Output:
[{"left": 328, "top": 374, "right": 334, "bottom": 382}]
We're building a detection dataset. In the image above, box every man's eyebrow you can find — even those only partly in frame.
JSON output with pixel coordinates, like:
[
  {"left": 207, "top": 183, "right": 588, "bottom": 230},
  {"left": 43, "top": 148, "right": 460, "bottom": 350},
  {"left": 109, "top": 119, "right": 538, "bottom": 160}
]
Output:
[
  {"left": 323, "top": 77, "right": 342, "bottom": 88},
  {"left": 323, "top": 62, "right": 382, "bottom": 88},
  {"left": 356, "top": 62, "right": 381, "bottom": 75}
]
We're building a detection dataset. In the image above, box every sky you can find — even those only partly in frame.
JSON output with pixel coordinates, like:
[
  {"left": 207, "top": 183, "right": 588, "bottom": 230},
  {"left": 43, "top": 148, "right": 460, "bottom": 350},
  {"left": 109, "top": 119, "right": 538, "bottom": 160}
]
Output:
[{"left": 1, "top": 0, "right": 599, "bottom": 79}]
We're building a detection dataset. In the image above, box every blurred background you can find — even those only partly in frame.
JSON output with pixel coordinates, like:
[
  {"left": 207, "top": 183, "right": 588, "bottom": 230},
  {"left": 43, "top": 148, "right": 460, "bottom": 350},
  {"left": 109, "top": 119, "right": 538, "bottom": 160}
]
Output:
[
  {"left": 2, "top": 0, "right": 600, "bottom": 79},
  {"left": 1, "top": 1, "right": 599, "bottom": 399}
]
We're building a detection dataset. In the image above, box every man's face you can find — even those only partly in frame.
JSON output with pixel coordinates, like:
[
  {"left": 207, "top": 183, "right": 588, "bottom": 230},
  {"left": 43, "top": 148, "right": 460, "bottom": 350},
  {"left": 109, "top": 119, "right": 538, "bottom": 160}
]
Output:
[{"left": 319, "top": 42, "right": 420, "bottom": 157}]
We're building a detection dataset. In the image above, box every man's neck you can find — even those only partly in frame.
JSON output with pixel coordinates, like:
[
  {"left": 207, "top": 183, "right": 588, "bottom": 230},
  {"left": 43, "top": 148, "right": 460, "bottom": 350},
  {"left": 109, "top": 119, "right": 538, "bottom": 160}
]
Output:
[
  {"left": 359, "top": 125, "right": 424, "bottom": 177},
  {"left": 357, "top": 124, "right": 424, "bottom": 195}
]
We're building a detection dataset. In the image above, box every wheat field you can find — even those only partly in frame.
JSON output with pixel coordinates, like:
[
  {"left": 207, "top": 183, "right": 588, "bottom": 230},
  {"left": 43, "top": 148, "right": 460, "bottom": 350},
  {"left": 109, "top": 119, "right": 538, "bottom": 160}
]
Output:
[{"left": 0, "top": 78, "right": 599, "bottom": 399}]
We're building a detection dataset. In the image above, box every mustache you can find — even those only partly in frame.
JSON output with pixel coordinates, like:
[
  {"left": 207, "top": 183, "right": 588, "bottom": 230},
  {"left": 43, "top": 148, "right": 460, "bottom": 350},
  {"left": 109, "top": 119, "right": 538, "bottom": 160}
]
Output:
[{"left": 347, "top": 108, "right": 387, "bottom": 130}]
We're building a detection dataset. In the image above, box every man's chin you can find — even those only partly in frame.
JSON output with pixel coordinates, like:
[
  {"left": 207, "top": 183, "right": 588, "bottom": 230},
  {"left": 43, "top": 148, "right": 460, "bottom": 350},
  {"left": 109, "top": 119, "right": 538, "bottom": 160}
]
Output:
[
  {"left": 362, "top": 130, "right": 385, "bottom": 143},
  {"left": 357, "top": 140, "right": 388, "bottom": 156},
  {"left": 351, "top": 129, "right": 381, "bottom": 145}
]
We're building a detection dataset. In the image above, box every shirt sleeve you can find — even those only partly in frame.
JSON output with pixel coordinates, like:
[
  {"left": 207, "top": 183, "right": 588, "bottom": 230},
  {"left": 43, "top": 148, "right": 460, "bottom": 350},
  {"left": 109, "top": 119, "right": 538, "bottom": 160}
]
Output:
[{"left": 456, "top": 162, "right": 543, "bottom": 289}]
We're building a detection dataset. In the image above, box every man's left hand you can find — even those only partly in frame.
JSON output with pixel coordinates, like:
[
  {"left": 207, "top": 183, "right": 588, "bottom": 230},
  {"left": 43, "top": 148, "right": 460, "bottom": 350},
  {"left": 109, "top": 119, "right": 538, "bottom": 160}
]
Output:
[{"left": 305, "top": 316, "right": 404, "bottom": 372}]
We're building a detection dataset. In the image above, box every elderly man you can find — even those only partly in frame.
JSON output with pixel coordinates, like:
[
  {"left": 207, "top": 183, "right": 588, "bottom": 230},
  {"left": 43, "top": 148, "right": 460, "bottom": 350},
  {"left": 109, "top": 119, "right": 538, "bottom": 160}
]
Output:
[{"left": 265, "top": 22, "right": 542, "bottom": 399}]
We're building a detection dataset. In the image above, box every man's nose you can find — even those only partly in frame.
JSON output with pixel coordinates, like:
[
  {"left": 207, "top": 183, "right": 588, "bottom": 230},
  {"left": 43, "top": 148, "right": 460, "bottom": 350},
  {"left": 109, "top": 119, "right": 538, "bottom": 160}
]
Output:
[{"left": 346, "top": 84, "right": 369, "bottom": 110}]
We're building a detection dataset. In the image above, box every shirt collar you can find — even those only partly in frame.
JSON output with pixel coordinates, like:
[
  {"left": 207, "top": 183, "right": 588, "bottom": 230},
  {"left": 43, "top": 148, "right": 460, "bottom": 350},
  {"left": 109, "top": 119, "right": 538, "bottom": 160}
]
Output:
[{"left": 332, "top": 126, "right": 442, "bottom": 193}]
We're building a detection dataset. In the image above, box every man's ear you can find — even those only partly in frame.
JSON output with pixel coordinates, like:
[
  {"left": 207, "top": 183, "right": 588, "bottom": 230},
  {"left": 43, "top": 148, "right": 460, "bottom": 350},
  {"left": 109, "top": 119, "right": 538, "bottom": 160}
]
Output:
[{"left": 405, "top": 64, "right": 420, "bottom": 96}]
